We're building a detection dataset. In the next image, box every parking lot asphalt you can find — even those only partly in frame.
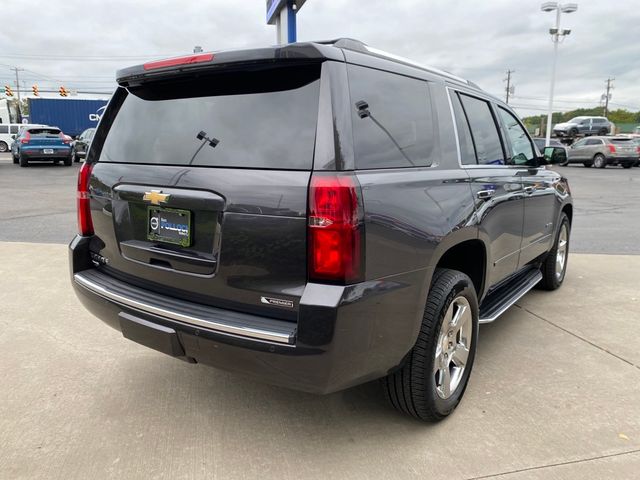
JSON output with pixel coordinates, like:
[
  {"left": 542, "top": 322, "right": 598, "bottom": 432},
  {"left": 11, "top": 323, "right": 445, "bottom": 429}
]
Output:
[
  {"left": 1, "top": 152, "right": 640, "bottom": 479},
  {"left": 1, "top": 152, "right": 639, "bottom": 253}
]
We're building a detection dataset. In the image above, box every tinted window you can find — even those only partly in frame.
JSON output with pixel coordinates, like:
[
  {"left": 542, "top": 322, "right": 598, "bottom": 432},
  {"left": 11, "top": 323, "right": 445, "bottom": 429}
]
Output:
[
  {"left": 28, "top": 128, "right": 61, "bottom": 137},
  {"left": 349, "top": 65, "right": 436, "bottom": 169},
  {"left": 99, "top": 65, "right": 320, "bottom": 169},
  {"left": 585, "top": 139, "right": 602, "bottom": 145},
  {"left": 497, "top": 107, "right": 534, "bottom": 164},
  {"left": 450, "top": 92, "right": 477, "bottom": 165},
  {"left": 610, "top": 138, "right": 632, "bottom": 144},
  {"left": 593, "top": 118, "right": 606, "bottom": 124},
  {"left": 572, "top": 138, "right": 587, "bottom": 147},
  {"left": 0, "top": 125, "right": 8, "bottom": 134},
  {"left": 10, "top": 125, "right": 19, "bottom": 134},
  {"left": 458, "top": 94, "right": 504, "bottom": 165}
]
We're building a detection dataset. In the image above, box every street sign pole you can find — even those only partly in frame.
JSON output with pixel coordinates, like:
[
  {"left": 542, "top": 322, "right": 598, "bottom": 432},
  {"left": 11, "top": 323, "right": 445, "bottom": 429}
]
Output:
[{"left": 267, "top": 0, "right": 305, "bottom": 44}]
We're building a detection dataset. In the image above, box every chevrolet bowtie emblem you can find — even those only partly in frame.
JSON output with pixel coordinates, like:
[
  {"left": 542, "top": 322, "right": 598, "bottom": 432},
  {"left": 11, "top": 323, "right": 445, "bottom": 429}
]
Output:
[{"left": 143, "top": 190, "right": 170, "bottom": 205}]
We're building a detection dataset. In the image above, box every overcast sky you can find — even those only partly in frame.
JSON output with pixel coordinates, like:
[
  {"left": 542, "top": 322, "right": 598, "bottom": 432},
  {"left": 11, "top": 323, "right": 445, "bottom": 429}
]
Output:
[{"left": 1, "top": 0, "right": 638, "bottom": 117}]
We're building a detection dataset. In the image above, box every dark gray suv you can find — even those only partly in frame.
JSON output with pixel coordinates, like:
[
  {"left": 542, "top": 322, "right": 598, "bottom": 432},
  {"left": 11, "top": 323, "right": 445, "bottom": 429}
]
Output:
[{"left": 70, "top": 39, "right": 572, "bottom": 421}]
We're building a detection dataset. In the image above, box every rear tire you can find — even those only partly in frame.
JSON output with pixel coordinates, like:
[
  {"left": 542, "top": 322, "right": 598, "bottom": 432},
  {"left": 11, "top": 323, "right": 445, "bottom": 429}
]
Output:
[
  {"left": 12, "top": 155, "right": 18, "bottom": 164},
  {"left": 0, "top": 141, "right": 7, "bottom": 153},
  {"left": 622, "top": 163, "right": 632, "bottom": 169},
  {"left": 569, "top": 128, "right": 578, "bottom": 137},
  {"left": 598, "top": 128, "right": 608, "bottom": 136},
  {"left": 593, "top": 154, "right": 606, "bottom": 169},
  {"left": 19, "top": 154, "right": 28, "bottom": 167},
  {"left": 64, "top": 157, "right": 72, "bottom": 166},
  {"left": 383, "top": 269, "right": 478, "bottom": 421},
  {"left": 539, "top": 213, "right": 570, "bottom": 290}
]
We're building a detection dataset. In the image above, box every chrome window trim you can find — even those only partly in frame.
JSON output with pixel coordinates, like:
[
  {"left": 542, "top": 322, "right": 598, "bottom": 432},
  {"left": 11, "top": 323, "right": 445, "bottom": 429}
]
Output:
[{"left": 446, "top": 86, "right": 524, "bottom": 170}]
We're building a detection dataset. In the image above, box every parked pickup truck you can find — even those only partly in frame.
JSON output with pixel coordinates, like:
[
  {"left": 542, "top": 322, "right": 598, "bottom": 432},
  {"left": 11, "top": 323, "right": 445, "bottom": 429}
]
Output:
[{"left": 70, "top": 39, "right": 573, "bottom": 421}]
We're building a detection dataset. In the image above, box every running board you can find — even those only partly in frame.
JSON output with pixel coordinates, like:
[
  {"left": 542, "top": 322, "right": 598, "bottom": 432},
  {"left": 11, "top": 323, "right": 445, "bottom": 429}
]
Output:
[{"left": 479, "top": 269, "right": 542, "bottom": 324}]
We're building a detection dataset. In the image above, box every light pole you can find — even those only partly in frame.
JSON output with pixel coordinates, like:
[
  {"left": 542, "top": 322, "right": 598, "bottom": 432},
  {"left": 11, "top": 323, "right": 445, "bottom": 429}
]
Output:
[{"left": 541, "top": 2, "right": 577, "bottom": 146}]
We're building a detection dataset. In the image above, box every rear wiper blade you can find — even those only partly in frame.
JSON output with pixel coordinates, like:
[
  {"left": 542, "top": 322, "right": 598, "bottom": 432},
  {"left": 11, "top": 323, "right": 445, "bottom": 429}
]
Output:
[{"left": 188, "top": 130, "right": 220, "bottom": 165}]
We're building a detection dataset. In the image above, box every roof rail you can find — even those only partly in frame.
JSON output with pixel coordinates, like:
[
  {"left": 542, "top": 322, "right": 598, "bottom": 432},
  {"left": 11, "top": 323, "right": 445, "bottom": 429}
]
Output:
[
  {"left": 314, "top": 38, "right": 368, "bottom": 51},
  {"left": 313, "top": 38, "right": 471, "bottom": 86}
]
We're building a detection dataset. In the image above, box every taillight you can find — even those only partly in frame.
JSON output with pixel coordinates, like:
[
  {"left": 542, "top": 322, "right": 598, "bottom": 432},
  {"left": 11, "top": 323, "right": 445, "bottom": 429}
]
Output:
[
  {"left": 608, "top": 144, "right": 616, "bottom": 153},
  {"left": 143, "top": 53, "right": 214, "bottom": 70},
  {"left": 77, "top": 162, "right": 94, "bottom": 236},
  {"left": 59, "top": 132, "right": 71, "bottom": 144},
  {"left": 636, "top": 146, "right": 640, "bottom": 155},
  {"left": 20, "top": 131, "right": 30, "bottom": 144},
  {"left": 308, "top": 174, "right": 364, "bottom": 284}
]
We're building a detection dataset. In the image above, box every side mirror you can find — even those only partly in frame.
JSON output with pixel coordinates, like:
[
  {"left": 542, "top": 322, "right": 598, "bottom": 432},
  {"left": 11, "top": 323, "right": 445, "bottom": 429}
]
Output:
[{"left": 544, "top": 146, "right": 567, "bottom": 165}]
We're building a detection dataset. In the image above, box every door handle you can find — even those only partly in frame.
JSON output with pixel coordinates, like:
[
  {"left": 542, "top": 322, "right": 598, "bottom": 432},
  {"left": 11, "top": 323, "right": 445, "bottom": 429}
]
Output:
[{"left": 476, "top": 189, "right": 495, "bottom": 200}]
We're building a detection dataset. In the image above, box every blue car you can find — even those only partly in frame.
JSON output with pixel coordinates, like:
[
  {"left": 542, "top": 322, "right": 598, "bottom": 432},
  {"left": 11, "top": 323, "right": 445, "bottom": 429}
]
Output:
[{"left": 12, "top": 126, "right": 73, "bottom": 167}]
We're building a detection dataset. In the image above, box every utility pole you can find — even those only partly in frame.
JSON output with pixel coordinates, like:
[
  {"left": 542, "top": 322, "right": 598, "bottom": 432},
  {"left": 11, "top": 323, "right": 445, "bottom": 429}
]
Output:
[
  {"left": 11, "top": 67, "right": 23, "bottom": 102},
  {"left": 603, "top": 77, "right": 614, "bottom": 117},
  {"left": 505, "top": 70, "right": 514, "bottom": 104}
]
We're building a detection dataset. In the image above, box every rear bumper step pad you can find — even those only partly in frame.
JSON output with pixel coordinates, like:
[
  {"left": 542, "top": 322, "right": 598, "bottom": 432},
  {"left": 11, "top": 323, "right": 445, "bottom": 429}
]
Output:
[{"left": 74, "top": 269, "right": 296, "bottom": 345}]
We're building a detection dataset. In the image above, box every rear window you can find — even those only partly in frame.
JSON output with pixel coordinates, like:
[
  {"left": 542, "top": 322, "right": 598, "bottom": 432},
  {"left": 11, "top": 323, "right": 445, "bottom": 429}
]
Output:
[
  {"left": 610, "top": 138, "right": 633, "bottom": 144},
  {"left": 98, "top": 64, "right": 321, "bottom": 169},
  {"left": 28, "top": 128, "right": 61, "bottom": 137}
]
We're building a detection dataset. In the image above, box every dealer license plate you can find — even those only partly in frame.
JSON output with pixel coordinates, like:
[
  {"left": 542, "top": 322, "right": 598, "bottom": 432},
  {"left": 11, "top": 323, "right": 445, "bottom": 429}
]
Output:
[{"left": 147, "top": 207, "right": 191, "bottom": 247}]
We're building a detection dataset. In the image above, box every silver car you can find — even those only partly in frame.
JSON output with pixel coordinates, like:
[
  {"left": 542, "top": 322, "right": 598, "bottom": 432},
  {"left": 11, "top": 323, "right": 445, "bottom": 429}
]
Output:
[
  {"left": 566, "top": 136, "right": 638, "bottom": 169},
  {"left": 553, "top": 116, "right": 611, "bottom": 138}
]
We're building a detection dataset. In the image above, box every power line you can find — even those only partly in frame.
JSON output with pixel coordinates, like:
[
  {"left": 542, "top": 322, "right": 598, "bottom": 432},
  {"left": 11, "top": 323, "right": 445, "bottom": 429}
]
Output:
[{"left": 0, "top": 52, "right": 183, "bottom": 61}]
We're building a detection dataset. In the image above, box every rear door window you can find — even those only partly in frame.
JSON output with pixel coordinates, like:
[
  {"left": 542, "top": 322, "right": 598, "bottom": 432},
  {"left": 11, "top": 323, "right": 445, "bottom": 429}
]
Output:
[
  {"left": 458, "top": 93, "right": 505, "bottom": 165},
  {"left": 0, "top": 125, "right": 8, "bottom": 134},
  {"left": 450, "top": 92, "right": 477, "bottom": 165},
  {"left": 10, "top": 125, "right": 19, "bottom": 134},
  {"left": 348, "top": 65, "right": 436, "bottom": 169},
  {"left": 98, "top": 64, "right": 321, "bottom": 169}
]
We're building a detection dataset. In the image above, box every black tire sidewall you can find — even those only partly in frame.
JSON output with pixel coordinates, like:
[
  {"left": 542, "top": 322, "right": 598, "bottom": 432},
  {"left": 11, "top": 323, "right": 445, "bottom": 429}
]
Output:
[{"left": 421, "top": 272, "right": 479, "bottom": 417}]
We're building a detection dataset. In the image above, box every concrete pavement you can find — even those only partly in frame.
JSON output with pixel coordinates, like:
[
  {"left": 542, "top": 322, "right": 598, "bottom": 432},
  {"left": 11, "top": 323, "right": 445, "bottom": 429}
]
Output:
[{"left": 1, "top": 242, "right": 638, "bottom": 479}]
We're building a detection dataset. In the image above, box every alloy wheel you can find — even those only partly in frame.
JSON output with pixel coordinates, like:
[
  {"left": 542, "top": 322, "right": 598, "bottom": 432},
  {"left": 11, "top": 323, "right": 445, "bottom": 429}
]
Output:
[
  {"left": 434, "top": 296, "right": 473, "bottom": 399},
  {"left": 556, "top": 224, "right": 568, "bottom": 281}
]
